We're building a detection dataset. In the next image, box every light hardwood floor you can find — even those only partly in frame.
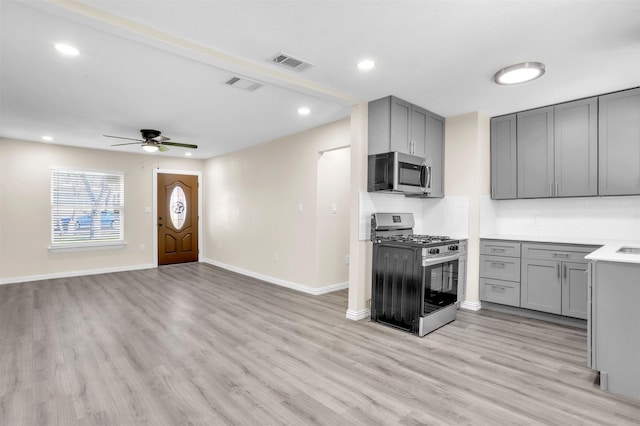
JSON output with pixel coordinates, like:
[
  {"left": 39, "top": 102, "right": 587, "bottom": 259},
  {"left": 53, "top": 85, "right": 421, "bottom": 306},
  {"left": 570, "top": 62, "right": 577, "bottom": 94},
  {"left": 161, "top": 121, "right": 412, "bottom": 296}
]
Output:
[{"left": 1, "top": 262, "right": 639, "bottom": 425}]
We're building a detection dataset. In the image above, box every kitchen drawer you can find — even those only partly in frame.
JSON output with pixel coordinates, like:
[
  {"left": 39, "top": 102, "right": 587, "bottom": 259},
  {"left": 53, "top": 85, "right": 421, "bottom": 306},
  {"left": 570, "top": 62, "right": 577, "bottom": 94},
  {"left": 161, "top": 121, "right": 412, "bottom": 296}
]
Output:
[
  {"left": 480, "top": 240, "right": 521, "bottom": 257},
  {"left": 480, "top": 255, "right": 521, "bottom": 282},
  {"left": 521, "top": 243, "right": 600, "bottom": 263},
  {"left": 480, "top": 278, "right": 521, "bottom": 307}
]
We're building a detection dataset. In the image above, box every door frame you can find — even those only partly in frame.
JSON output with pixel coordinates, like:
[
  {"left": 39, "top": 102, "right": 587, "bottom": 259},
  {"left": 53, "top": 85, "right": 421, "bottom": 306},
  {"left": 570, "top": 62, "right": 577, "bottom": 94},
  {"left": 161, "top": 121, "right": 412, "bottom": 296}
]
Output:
[{"left": 153, "top": 169, "right": 203, "bottom": 267}]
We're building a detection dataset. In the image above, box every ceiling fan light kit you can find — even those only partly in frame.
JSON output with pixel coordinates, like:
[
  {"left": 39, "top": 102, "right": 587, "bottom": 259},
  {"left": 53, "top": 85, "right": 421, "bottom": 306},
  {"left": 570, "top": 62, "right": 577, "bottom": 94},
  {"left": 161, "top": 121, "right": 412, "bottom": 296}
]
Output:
[{"left": 494, "top": 62, "right": 546, "bottom": 85}]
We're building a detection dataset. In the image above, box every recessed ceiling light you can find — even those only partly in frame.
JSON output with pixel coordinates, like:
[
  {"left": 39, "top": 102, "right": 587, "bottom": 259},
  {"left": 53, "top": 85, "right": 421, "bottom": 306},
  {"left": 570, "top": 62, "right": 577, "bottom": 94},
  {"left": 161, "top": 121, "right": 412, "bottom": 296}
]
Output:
[
  {"left": 357, "top": 59, "right": 375, "bottom": 71},
  {"left": 185, "top": 152, "right": 192, "bottom": 157},
  {"left": 298, "top": 107, "right": 310, "bottom": 116},
  {"left": 54, "top": 43, "right": 79, "bottom": 56},
  {"left": 41, "top": 135, "right": 53, "bottom": 141},
  {"left": 494, "top": 62, "right": 545, "bottom": 85}
]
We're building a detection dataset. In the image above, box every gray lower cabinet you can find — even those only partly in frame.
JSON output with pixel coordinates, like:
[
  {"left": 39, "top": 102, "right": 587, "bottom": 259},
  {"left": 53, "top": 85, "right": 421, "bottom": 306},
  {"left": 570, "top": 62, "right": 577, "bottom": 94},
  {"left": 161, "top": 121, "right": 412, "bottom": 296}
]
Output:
[
  {"left": 490, "top": 114, "right": 517, "bottom": 199},
  {"left": 479, "top": 240, "right": 521, "bottom": 307},
  {"left": 521, "top": 243, "right": 596, "bottom": 319},
  {"left": 562, "top": 262, "right": 589, "bottom": 319},
  {"left": 590, "top": 260, "right": 640, "bottom": 400},
  {"left": 521, "top": 259, "right": 562, "bottom": 314},
  {"left": 598, "top": 87, "right": 640, "bottom": 195}
]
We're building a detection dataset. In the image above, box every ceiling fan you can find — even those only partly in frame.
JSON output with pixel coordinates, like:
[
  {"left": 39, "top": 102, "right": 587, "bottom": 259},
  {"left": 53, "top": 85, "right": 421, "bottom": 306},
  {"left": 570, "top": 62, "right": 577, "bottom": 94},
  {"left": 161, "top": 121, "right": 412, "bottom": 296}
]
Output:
[{"left": 104, "top": 129, "right": 198, "bottom": 153}]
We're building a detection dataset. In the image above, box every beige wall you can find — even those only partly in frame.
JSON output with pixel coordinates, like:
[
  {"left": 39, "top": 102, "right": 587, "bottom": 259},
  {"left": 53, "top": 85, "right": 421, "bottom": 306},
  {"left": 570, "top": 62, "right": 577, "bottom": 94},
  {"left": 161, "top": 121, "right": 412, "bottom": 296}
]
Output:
[
  {"left": 202, "top": 119, "right": 350, "bottom": 290},
  {"left": 444, "top": 112, "right": 491, "bottom": 307},
  {"left": 316, "top": 147, "right": 351, "bottom": 286},
  {"left": 0, "top": 137, "right": 203, "bottom": 282}
]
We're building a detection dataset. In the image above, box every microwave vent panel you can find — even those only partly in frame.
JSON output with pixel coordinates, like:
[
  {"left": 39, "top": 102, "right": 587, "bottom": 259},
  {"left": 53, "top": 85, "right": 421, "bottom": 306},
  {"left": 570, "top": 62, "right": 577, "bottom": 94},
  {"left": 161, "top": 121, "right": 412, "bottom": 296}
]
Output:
[
  {"left": 224, "top": 76, "right": 263, "bottom": 91},
  {"left": 270, "top": 52, "right": 314, "bottom": 71}
]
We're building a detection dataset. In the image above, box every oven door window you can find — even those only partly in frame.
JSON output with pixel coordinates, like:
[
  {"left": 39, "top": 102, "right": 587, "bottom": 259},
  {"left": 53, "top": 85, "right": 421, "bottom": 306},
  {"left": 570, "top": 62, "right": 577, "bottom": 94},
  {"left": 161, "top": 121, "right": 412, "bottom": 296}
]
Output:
[{"left": 423, "top": 260, "right": 458, "bottom": 315}]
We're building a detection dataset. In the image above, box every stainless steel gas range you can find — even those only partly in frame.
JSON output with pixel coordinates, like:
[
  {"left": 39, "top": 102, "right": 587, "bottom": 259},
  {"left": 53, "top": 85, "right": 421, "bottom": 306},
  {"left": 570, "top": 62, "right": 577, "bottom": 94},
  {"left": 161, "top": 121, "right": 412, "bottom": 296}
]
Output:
[{"left": 370, "top": 212, "right": 460, "bottom": 337}]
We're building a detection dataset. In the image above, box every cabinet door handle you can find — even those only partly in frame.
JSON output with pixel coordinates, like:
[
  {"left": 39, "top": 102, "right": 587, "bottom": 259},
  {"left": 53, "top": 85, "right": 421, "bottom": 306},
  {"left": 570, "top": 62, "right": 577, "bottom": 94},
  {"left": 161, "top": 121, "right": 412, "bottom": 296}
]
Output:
[
  {"left": 491, "top": 261, "right": 506, "bottom": 268},
  {"left": 552, "top": 252, "right": 570, "bottom": 258},
  {"left": 557, "top": 263, "right": 560, "bottom": 278},
  {"left": 563, "top": 264, "right": 567, "bottom": 279},
  {"left": 491, "top": 247, "right": 506, "bottom": 253},
  {"left": 550, "top": 182, "right": 553, "bottom": 196},
  {"left": 555, "top": 181, "right": 559, "bottom": 197}
]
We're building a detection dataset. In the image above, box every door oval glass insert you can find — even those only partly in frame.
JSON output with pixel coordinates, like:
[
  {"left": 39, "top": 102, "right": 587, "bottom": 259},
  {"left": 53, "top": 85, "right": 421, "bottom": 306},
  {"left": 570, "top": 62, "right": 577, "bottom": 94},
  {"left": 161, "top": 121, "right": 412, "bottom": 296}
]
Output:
[{"left": 169, "top": 186, "right": 187, "bottom": 230}]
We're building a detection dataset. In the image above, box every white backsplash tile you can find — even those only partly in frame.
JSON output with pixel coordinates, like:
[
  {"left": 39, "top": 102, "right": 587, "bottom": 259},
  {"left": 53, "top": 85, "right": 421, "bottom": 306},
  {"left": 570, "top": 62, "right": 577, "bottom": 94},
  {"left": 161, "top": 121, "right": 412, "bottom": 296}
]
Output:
[
  {"left": 359, "top": 192, "right": 469, "bottom": 240},
  {"left": 481, "top": 195, "right": 640, "bottom": 241}
]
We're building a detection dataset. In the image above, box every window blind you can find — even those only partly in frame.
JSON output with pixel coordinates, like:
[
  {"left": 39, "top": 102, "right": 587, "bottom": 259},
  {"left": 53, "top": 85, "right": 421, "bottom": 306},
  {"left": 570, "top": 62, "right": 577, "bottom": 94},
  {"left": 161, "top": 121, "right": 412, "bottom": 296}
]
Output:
[{"left": 51, "top": 169, "right": 124, "bottom": 246}]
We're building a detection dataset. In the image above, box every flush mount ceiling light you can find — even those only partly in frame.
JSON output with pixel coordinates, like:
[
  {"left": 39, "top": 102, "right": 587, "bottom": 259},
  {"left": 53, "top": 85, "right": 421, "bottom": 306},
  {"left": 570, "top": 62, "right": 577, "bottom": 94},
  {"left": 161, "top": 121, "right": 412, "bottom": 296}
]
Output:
[
  {"left": 142, "top": 142, "right": 159, "bottom": 153},
  {"left": 41, "top": 135, "right": 53, "bottom": 141},
  {"left": 357, "top": 59, "right": 375, "bottom": 71},
  {"left": 185, "top": 152, "right": 192, "bottom": 157},
  {"left": 54, "top": 43, "right": 80, "bottom": 56},
  {"left": 298, "top": 107, "right": 310, "bottom": 116},
  {"left": 494, "top": 62, "right": 545, "bottom": 85}
]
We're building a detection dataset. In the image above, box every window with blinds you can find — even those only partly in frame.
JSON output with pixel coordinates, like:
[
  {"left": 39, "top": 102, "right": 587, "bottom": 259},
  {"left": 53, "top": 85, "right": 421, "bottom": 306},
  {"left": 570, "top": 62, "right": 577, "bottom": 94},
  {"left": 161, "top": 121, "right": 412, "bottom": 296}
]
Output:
[{"left": 51, "top": 169, "right": 124, "bottom": 247}]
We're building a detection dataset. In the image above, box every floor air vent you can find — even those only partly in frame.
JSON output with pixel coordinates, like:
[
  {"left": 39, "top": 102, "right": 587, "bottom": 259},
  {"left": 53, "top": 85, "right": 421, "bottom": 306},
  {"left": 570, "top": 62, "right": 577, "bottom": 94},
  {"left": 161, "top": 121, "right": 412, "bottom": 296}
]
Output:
[
  {"left": 270, "top": 52, "right": 314, "bottom": 71},
  {"left": 224, "top": 76, "right": 262, "bottom": 91}
]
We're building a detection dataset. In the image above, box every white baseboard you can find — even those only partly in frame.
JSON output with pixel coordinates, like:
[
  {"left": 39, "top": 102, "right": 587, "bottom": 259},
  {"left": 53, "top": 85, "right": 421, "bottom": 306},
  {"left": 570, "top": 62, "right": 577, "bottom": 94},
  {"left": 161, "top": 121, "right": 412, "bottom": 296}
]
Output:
[
  {"left": 201, "top": 258, "right": 349, "bottom": 296},
  {"left": 346, "top": 308, "right": 371, "bottom": 321},
  {"left": 460, "top": 300, "right": 482, "bottom": 311},
  {"left": 0, "top": 263, "right": 155, "bottom": 286}
]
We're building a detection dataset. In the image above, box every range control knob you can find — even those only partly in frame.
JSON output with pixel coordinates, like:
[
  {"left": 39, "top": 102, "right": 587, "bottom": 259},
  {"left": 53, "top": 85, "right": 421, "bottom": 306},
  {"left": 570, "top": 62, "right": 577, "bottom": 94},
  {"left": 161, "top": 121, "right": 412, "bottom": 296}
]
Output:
[
  {"left": 429, "top": 248, "right": 440, "bottom": 254},
  {"left": 448, "top": 245, "right": 459, "bottom": 251}
]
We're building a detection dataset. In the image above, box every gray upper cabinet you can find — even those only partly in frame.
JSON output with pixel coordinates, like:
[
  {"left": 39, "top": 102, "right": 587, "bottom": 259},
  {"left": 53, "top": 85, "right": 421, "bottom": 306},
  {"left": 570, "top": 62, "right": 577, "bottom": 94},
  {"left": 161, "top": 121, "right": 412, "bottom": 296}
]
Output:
[
  {"left": 517, "top": 106, "right": 554, "bottom": 198},
  {"left": 514, "top": 98, "right": 598, "bottom": 199},
  {"left": 410, "top": 105, "right": 428, "bottom": 158},
  {"left": 598, "top": 87, "right": 640, "bottom": 195},
  {"left": 389, "top": 97, "right": 412, "bottom": 154},
  {"left": 554, "top": 97, "right": 598, "bottom": 197},
  {"left": 426, "top": 111, "right": 445, "bottom": 197},
  {"left": 490, "top": 114, "right": 517, "bottom": 199},
  {"left": 368, "top": 95, "right": 445, "bottom": 198},
  {"left": 369, "top": 96, "right": 427, "bottom": 156}
]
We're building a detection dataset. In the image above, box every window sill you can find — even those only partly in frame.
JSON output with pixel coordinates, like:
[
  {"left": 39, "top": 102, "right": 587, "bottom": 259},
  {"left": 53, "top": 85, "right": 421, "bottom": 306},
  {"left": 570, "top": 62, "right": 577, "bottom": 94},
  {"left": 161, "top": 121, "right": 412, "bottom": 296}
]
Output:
[{"left": 48, "top": 241, "right": 127, "bottom": 253}]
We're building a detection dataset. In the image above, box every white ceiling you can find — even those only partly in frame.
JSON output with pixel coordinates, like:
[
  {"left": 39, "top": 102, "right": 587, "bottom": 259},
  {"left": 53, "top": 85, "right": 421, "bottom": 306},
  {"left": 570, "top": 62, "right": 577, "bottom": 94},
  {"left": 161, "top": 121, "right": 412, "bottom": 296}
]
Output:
[{"left": 2, "top": 0, "right": 639, "bottom": 159}]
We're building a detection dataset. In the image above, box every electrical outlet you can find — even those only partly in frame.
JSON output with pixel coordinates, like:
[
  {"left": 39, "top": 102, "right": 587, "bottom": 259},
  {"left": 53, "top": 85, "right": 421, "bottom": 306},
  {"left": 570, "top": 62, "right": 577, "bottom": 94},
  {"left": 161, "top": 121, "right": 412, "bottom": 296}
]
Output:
[
  {"left": 345, "top": 255, "right": 350, "bottom": 265},
  {"left": 366, "top": 298, "right": 371, "bottom": 308},
  {"left": 139, "top": 244, "right": 146, "bottom": 252},
  {"left": 274, "top": 252, "right": 279, "bottom": 262},
  {"left": 298, "top": 203, "right": 303, "bottom": 213},
  {"left": 332, "top": 204, "right": 337, "bottom": 214},
  {"left": 531, "top": 215, "right": 539, "bottom": 226}
]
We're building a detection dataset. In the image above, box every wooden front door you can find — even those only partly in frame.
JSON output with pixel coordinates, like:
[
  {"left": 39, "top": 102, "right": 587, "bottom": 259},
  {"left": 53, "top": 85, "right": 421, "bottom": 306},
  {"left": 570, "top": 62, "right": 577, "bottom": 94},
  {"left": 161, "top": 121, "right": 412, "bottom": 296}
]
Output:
[{"left": 157, "top": 173, "right": 199, "bottom": 265}]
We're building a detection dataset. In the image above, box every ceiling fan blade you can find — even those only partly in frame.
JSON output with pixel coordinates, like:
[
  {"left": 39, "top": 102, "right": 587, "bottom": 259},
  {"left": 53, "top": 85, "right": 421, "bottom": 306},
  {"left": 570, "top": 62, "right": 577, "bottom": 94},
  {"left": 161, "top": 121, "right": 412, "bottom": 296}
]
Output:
[
  {"left": 111, "top": 142, "right": 143, "bottom": 147},
  {"left": 158, "top": 145, "right": 170, "bottom": 152},
  {"left": 161, "top": 141, "right": 198, "bottom": 149},
  {"left": 103, "top": 134, "right": 143, "bottom": 142}
]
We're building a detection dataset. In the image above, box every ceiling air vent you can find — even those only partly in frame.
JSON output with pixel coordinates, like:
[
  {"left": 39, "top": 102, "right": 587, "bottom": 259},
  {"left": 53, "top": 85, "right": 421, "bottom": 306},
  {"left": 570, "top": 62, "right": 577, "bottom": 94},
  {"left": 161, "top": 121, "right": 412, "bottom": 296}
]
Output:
[
  {"left": 270, "top": 52, "right": 314, "bottom": 71},
  {"left": 224, "top": 76, "right": 263, "bottom": 91}
]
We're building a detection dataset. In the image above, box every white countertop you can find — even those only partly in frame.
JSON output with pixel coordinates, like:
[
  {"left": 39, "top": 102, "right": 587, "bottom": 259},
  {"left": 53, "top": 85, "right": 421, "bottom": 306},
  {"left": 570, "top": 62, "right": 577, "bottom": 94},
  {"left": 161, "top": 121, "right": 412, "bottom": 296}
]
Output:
[
  {"left": 481, "top": 234, "right": 625, "bottom": 246},
  {"left": 585, "top": 244, "right": 640, "bottom": 264},
  {"left": 481, "top": 234, "right": 640, "bottom": 264}
]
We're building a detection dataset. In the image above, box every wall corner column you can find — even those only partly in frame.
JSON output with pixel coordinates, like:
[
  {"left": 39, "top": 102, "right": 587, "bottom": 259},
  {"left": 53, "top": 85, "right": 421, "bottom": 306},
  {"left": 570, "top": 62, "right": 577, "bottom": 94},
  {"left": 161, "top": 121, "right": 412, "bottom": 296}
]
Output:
[{"left": 346, "top": 102, "right": 371, "bottom": 320}]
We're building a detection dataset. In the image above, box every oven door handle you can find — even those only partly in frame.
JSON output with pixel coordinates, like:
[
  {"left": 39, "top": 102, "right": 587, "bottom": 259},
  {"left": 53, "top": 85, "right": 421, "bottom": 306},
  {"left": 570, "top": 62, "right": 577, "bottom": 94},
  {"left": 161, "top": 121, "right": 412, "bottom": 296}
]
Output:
[{"left": 422, "top": 253, "right": 459, "bottom": 267}]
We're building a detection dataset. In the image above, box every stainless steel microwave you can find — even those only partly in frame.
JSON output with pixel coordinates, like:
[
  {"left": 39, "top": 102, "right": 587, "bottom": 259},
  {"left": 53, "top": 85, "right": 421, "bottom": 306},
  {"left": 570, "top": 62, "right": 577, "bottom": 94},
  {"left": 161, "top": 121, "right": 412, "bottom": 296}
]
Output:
[{"left": 367, "top": 152, "right": 431, "bottom": 195}]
